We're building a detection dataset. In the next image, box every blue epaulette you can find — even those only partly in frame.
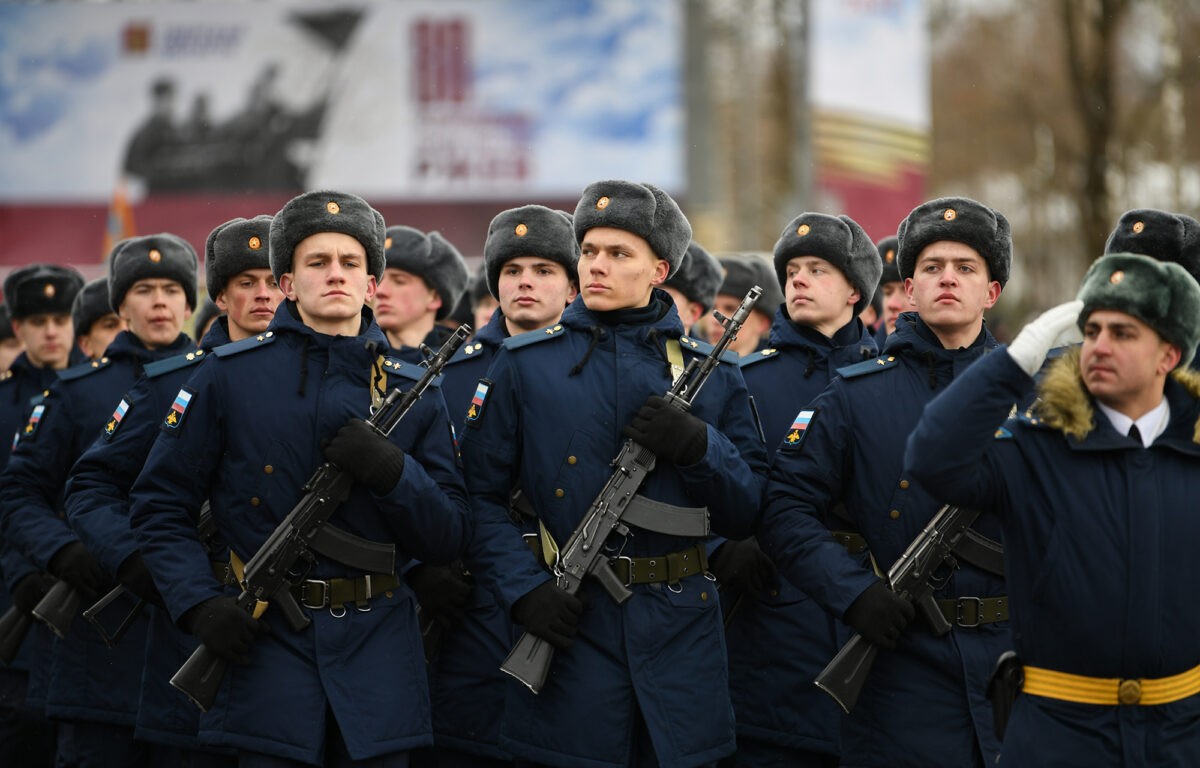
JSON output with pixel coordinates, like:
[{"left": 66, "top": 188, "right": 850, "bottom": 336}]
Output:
[
  {"left": 58, "top": 356, "right": 113, "bottom": 381},
  {"left": 213, "top": 331, "right": 277, "bottom": 358},
  {"left": 502, "top": 322, "right": 566, "bottom": 351},
  {"left": 144, "top": 348, "right": 207, "bottom": 378},
  {"left": 837, "top": 354, "right": 899, "bottom": 379},
  {"left": 446, "top": 339, "right": 489, "bottom": 366},
  {"left": 738, "top": 347, "right": 781, "bottom": 369},
  {"left": 382, "top": 356, "right": 442, "bottom": 388},
  {"left": 677, "top": 334, "right": 739, "bottom": 364}
]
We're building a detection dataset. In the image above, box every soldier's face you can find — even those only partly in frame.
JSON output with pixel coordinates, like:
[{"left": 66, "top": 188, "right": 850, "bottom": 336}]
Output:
[
  {"left": 578, "top": 228, "right": 669, "bottom": 312},
  {"left": 118, "top": 279, "right": 191, "bottom": 350},
  {"left": 710, "top": 297, "right": 771, "bottom": 356},
  {"left": 905, "top": 242, "right": 999, "bottom": 333},
  {"left": 497, "top": 257, "right": 577, "bottom": 333},
  {"left": 472, "top": 294, "right": 499, "bottom": 332},
  {"left": 662, "top": 285, "right": 703, "bottom": 330},
  {"left": 77, "top": 314, "right": 125, "bottom": 359},
  {"left": 215, "top": 269, "right": 282, "bottom": 341},
  {"left": 372, "top": 268, "right": 439, "bottom": 332},
  {"left": 1080, "top": 309, "right": 1180, "bottom": 411},
  {"left": 881, "top": 281, "right": 906, "bottom": 335},
  {"left": 11, "top": 313, "right": 73, "bottom": 369},
  {"left": 783, "top": 256, "right": 859, "bottom": 337},
  {"left": 281, "top": 232, "right": 376, "bottom": 333}
]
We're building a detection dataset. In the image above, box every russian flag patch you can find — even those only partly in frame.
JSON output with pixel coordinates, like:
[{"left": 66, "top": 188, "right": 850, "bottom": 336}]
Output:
[
  {"left": 464, "top": 379, "right": 491, "bottom": 427},
  {"left": 22, "top": 403, "right": 46, "bottom": 441},
  {"left": 782, "top": 409, "right": 816, "bottom": 450},
  {"left": 104, "top": 397, "right": 132, "bottom": 440},
  {"left": 163, "top": 388, "right": 195, "bottom": 430}
]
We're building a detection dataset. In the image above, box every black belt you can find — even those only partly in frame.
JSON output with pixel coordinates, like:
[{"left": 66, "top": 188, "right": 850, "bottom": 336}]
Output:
[
  {"left": 608, "top": 544, "right": 709, "bottom": 585},
  {"left": 831, "top": 530, "right": 868, "bottom": 555},
  {"left": 290, "top": 573, "right": 400, "bottom": 610},
  {"left": 936, "top": 596, "right": 1008, "bottom": 627}
]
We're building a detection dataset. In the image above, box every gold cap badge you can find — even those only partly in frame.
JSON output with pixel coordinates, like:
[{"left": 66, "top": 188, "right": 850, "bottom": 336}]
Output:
[
  {"left": 1132, "top": 221, "right": 1145, "bottom": 234},
  {"left": 326, "top": 201, "right": 340, "bottom": 215},
  {"left": 596, "top": 196, "right": 610, "bottom": 210},
  {"left": 515, "top": 223, "right": 528, "bottom": 237},
  {"left": 384, "top": 237, "right": 393, "bottom": 250},
  {"left": 43, "top": 283, "right": 56, "bottom": 298},
  {"left": 797, "top": 224, "right": 810, "bottom": 236},
  {"left": 885, "top": 249, "right": 895, "bottom": 263},
  {"left": 148, "top": 249, "right": 162, "bottom": 263},
  {"left": 1110, "top": 270, "right": 1124, "bottom": 285},
  {"left": 943, "top": 209, "right": 957, "bottom": 221},
  {"left": 248, "top": 236, "right": 262, "bottom": 250}
]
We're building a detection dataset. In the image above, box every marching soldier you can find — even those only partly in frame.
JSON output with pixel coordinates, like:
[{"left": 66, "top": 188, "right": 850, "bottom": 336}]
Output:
[
  {"left": 0, "top": 264, "right": 85, "bottom": 767},
  {"left": 71, "top": 277, "right": 127, "bottom": 359},
  {"left": 426, "top": 204, "right": 578, "bottom": 767},
  {"left": 0, "top": 307, "right": 22, "bottom": 373},
  {"left": 374, "top": 225, "right": 469, "bottom": 363},
  {"left": 758, "top": 197, "right": 1013, "bottom": 767},
  {"left": 65, "top": 216, "right": 282, "bottom": 765},
  {"left": 907, "top": 253, "right": 1200, "bottom": 765},
  {"left": 709, "top": 254, "right": 782, "bottom": 356},
  {"left": 460, "top": 180, "right": 768, "bottom": 767},
  {"left": 718, "top": 213, "right": 880, "bottom": 767},
  {"left": 873, "top": 235, "right": 905, "bottom": 344},
  {"left": 0, "top": 239, "right": 198, "bottom": 766},
  {"left": 129, "top": 191, "right": 470, "bottom": 766}
]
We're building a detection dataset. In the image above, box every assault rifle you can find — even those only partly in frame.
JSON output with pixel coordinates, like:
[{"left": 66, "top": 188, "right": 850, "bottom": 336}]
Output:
[
  {"left": 0, "top": 604, "right": 32, "bottom": 665},
  {"left": 171, "top": 326, "right": 469, "bottom": 711},
  {"left": 814, "top": 504, "right": 980, "bottom": 713},
  {"left": 500, "top": 287, "right": 762, "bottom": 694}
]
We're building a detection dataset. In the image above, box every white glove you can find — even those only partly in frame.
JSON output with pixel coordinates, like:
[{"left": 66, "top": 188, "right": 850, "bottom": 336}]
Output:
[{"left": 1006, "top": 299, "right": 1085, "bottom": 376}]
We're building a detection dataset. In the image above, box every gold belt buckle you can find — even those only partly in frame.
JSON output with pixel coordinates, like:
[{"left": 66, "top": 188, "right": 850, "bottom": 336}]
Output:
[{"left": 1118, "top": 679, "right": 1142, "bottom": 705}]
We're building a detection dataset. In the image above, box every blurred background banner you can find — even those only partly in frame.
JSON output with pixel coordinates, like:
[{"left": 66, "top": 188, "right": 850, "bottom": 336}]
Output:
[{"left": 0, "top": 1, "right": 683, "bottom": 203}]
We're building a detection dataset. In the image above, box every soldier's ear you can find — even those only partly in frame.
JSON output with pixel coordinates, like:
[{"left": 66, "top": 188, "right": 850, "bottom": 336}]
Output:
[
  {"left": 279, "top": 274, "right": 298, "bottom": 301},
  {"left": 650, "top": 257, "right": 670, "bottom": 286}
]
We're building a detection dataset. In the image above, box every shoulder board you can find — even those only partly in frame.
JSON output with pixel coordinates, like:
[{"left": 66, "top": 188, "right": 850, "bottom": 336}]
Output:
[
  {"left": 144, "top": 348, "right": 207, "bottom": 378},
  {"left": 213, "top": 331, "right": 277, "bottom": 358},
  {"left": 502, "top": 323, "right": 566, "bottom": 351},
  {"left": 58, "top": 356, "right": 113, "bottom": 381},
  {"left": 677, "top": 335, "right": 739, "bottom": 364},
  {"left": 381, "top": 356, "right": 441, "bottom": 388},
  {"left": 738, "top": 347, "right": 781, "bottom": 369},
  {"left": 837, "top": 355, "right": 899, "bottom": 379},
  {"left": 445, "top": 340, "right": 489, "bottom": 366},
  {"left": 0, "top": 370, "right": 11, "bottom": 384}
]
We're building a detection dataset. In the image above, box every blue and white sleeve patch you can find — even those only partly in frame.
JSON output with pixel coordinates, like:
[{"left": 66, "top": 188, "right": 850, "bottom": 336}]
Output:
[
  {"left": 162, "top": 387, "right": 196, "bottom": 431},
  {"left": 464, "top": 379, "right": 491, "bottom": 428},
  {"left": 103, "top": 397, "right": 133, "bottom": 441},
  {"left": 780, "top": 408, "right": 816, "bottom": 451},
  {"left": 22, "top": 403, "right": 46, "bottom": 442}
]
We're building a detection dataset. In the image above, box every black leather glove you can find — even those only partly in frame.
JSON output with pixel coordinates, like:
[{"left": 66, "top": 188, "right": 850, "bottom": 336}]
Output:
[
  {"left": 116, "top": 553, "right": 166, "bottom": 610},
  {"left": 323, "top": 418, "right": 406, "bottom": 496},
  {"left": 182, "top": 596, "right": 268, "bottom": 666},
  {"left": 407, "top": 563, "right": 472, "bottom": 629},
  {"left": 511, "top": 581, "right": 584, "bottom": 650},
  {"left": 47, "top": 541, "right": 106, "bottom": 601},
  {"left": 709, "top": 539, "right": 778, "bottom": 594},
  {"left": 10, "top": 573, "right": 55, "bottom": 614},
  {"left": 843, "top": 581, "right": 915, "bottom": 650},
  {"left": 621, "top": 395, "right": 708, "bottom": 466}
]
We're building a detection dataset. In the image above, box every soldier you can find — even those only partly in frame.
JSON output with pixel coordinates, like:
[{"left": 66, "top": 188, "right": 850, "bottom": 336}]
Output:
[
  {"left": 460, "top": 180, "right": 768, "bottom": 767},
  {"left": 426, "top": 204, "right": 579, "bottom": 768},
  {"left": 192, "top": 298, "right": 222, "bottom": 342},
  {"left": 1103, "top": 208, "right": 1200, "bottom": 368},
  {"left": 873, "top": 235, "right": 905, "bottom": 343},
  {"left": 0, "top": 265, "right": 84, "bottom": 767},
  {"left": 718, "top": 213, "right": 881, "bottom": 767},
  {"left": 0, "top": 307, "right": 22, "bottom": 373},
  {"left": 907, "top": 253, "right": 1200, "bottom": 765},
  {"left": 661, "top": 240, "right": 723, "bottom": 334},
  {"left": 709, "top": 254, "right": 783, "bottom": 356},
  {"left": 468, "top": 268, "right": 500, "bottom": 338},
  {"left": 758, "top": 197, "right": 1013, "bottom": 767},
  {"left": 128, "top": 190, "right": 470, "bottom": 766},
  {"left": 0, "top": 238, "right": 198, "bottom": 766},
  {"left": 71, "top": 277, "right": 127, "bottom": 360},
  {"left": 373, "top": 225, "right": 469, "bottom": 363},
  {"left": 65, "top": 216, "right": 281, "bottom": 765}
]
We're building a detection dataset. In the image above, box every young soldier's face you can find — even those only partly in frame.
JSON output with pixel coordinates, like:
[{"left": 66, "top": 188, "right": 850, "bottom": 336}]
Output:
[
  {"left": 578, "top": 227, "right": 669, "bottom": 312},
  {"left": 77, "top": 314, "right": 126, "bottom": 359},
  {"left": 118, "top": 279, "right": 191, "bottom": 349},
  {"left": 11, "top": 313, "right": 73, "bottom": 368},
  {"left": 881, "top": 281, "right": 906, "bottom": 335},
  {"left": 662, "top": 285, "right": 703, "bottom": 330},
  {"left": 216, "top": 268, "right": 282, "bottom": 340},
  {"left": 472, "top": 294, "right": 499, "bottom": 332},
  {"left": 1080, "top": 309, "right": 1181, "bottom": 410},
  {"left": 372, "top": 268, "right": 439, "bottom": 332},
  {"left": 905, "top": 242, "right": 999, "bottom": 332},
  {"left": 497, "top": 256, "right": 577, "bottom": 332},
  {"left": 282, "top": 232, "right": 376, "bottom": 330},
  {"left": 783, "top": 256, "right": 859, "bottom": 337}
]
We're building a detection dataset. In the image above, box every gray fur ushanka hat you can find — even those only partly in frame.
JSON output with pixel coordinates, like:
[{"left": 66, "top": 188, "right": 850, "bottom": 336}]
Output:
[
  {"left": 773, "top": 213, "right": 882, "bottom": 314},
  {"left": 383, "top": 226, "right": 469, "bottom": 321},
  {"left": 897, "top": 197, "right": 1011, "bottom": 287},
  {"left": 108, "top": 234, "right": 198, "bottom": 311},
  {"left": 484, "top": 205, "right": 579, "bottom": 299},
  {"left": 205, "top": 215, "right": 274, "bottom": 298},
  {"left": 573, "top": 180, "right": 692, "bottom": 277},
  {"left": 269, "top": 190, "right": 386, "bottom": 281}
]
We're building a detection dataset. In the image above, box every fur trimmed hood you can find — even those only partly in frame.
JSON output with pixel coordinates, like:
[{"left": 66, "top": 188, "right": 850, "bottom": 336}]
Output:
[{"left": 1035, "top": 346, "right": 1200, "bottom": 441}]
